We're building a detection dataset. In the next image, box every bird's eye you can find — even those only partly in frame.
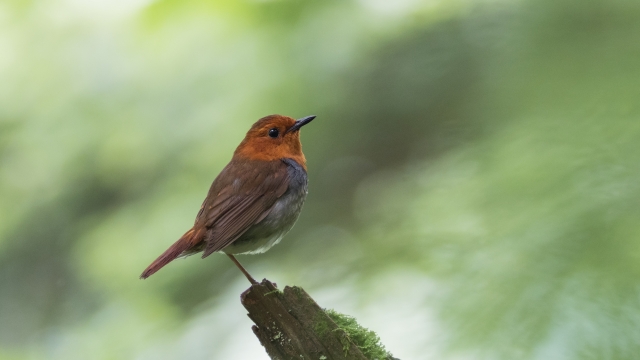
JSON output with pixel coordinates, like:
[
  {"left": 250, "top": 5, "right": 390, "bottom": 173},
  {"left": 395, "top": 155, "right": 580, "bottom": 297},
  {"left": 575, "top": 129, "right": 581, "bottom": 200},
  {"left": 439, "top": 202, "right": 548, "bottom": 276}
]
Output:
[{"left": 268, "top": 128, "right": 279, "bottom": 138}]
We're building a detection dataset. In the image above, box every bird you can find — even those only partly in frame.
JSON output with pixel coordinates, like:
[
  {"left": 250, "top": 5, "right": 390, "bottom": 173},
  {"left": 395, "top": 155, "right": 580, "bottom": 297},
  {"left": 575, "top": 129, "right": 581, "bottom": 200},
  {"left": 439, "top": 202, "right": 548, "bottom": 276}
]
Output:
[{"left": 140, "top": 114, "right": 315, "bottom": 284}]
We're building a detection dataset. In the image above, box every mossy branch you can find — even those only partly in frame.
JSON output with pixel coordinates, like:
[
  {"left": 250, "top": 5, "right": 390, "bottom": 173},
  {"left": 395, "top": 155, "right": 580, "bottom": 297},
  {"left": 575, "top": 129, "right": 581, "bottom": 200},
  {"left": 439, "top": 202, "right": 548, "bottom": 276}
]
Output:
[{"left": 240, "top": 279, "right": 397, "bottom": 360}]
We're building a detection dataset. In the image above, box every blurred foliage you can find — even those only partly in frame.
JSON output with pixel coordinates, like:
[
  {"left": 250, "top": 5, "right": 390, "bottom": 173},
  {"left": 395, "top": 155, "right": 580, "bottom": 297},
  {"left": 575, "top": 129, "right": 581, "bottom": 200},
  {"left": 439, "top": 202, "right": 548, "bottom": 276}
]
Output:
[{"left": 1, "top": 0, "right": 639, "bottom": 359}]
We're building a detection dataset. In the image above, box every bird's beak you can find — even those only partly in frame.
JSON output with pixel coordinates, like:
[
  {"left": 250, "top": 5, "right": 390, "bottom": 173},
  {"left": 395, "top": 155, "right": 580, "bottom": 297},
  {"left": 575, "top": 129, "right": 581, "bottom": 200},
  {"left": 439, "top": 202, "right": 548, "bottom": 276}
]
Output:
[{"left": 286, "top": 115, "right": 316, "bottom": 134}]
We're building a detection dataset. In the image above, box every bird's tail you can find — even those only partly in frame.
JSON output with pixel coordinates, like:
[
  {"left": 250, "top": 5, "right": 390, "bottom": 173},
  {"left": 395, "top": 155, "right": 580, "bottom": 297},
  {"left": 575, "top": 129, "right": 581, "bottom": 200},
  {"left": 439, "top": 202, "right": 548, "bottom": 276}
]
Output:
[{"left": 140, "top": 228, "right": 201, "bottom": 279}]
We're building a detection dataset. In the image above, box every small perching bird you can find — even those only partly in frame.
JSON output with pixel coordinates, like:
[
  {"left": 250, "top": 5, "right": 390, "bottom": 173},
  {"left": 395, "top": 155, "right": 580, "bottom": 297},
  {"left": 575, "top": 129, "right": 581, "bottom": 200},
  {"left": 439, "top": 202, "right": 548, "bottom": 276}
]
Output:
[{"left": 140, "top": 114, "right": 316, "bottom": 284}]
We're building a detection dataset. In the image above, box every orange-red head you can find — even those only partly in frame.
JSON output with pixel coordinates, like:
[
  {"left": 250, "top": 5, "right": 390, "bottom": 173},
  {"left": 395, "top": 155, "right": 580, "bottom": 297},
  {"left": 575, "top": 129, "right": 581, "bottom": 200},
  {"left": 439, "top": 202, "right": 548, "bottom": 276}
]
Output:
[{"left": 234, "top": 114, "right": 315, "bottom": 169}]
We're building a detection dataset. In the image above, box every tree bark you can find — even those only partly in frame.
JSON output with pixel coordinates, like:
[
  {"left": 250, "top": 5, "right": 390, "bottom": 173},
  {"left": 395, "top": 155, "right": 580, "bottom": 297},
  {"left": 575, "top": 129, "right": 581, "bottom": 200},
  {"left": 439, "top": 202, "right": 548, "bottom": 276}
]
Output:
[{"left": 241, "top": 279, "right": 370, "bottom": 360}]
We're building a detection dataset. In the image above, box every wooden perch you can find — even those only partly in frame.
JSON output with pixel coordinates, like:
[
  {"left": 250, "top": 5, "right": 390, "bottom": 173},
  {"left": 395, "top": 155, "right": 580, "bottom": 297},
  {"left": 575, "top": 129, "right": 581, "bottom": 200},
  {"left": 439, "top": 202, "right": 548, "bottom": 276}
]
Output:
[{"left": 241, "top": 279, "right": 397, "bottom": 360}]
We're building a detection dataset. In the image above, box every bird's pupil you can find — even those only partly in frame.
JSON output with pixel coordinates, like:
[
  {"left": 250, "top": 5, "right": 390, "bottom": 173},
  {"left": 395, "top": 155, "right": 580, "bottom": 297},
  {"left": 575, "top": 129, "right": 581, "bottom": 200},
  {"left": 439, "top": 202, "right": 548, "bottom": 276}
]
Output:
[{"left": 268, "top": 128, "right": 279, "bottom": 138}]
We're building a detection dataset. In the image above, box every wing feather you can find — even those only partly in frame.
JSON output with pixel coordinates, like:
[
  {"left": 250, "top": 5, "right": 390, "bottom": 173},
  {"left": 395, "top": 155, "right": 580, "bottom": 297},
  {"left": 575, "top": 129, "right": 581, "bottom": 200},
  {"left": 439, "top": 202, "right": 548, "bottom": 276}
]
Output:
[{"left": 196, "top": 160, "right": 289, "bottom": 257}]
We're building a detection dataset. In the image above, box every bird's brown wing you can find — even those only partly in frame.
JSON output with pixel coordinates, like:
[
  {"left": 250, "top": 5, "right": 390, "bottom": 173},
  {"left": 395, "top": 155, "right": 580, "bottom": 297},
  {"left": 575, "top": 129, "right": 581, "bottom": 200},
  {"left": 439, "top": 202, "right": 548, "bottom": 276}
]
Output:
[
  {"left": 140, "top": 159, "right": 288, "bottom": 279},
  {"left": 197, "top": 159, "right": 290, "bottom": 257}
]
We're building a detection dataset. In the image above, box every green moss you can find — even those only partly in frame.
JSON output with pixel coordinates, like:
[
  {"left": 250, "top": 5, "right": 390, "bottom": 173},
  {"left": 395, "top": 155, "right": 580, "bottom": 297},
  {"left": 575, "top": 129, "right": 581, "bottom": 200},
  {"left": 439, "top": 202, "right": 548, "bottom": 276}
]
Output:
[
  {"left": 334, "top": 328, "right": 352, "bottom": 357},
  {"left": 313, "top": 312, "right": 331, "bottom": 337},
  {"left": 292, "top": 286, "right": 305, "bottom": 298},
  {"left": 263, "top": 289, "right": 282, "bottom": 297},
  {"left": 324, "top": 309, "right": 394, "bottom": 360}
]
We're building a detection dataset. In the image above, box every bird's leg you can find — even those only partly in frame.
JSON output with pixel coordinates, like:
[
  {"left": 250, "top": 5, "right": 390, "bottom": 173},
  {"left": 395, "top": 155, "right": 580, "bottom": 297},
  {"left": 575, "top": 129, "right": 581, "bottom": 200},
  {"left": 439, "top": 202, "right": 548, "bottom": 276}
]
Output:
[{"left": 226, "top": 254, "right": 258, "bottom": 285}]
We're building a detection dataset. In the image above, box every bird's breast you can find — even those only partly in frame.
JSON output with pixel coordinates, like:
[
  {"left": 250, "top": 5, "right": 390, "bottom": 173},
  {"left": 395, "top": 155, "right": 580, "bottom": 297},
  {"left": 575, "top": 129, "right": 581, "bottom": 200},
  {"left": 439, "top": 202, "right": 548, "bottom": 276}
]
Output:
[{"left": 223, "top": 158, "right": 308, "bottom": 255}]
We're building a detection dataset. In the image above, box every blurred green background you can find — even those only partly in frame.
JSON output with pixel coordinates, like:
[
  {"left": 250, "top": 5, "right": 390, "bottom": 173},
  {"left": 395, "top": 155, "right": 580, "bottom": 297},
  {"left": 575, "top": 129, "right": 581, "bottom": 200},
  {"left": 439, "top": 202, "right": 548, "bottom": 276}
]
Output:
[{"left": 1, "top": 0, "right": 640, "bottom": 359}]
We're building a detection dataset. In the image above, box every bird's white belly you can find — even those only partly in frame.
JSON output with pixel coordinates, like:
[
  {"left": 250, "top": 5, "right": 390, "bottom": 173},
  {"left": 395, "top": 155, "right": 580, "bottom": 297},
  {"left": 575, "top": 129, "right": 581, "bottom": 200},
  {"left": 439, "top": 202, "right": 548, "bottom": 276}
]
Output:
[{"left": 223, "top": 230, "right": 287, "bottom": 255}]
